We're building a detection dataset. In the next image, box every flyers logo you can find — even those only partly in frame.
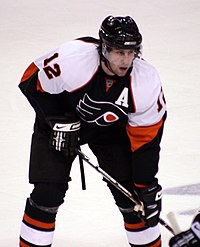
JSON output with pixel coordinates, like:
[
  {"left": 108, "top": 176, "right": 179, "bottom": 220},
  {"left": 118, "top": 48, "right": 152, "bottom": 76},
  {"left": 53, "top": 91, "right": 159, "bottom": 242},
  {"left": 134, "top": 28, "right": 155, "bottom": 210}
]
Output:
[{"left": 76, "top": 94, "right": 127, "bottom": 126}]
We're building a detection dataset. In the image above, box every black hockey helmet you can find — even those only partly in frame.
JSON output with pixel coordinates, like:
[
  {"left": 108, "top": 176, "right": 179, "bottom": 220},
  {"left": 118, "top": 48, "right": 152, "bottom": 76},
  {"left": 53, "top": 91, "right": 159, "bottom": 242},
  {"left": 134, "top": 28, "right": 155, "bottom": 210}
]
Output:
[{"left": 99, "top": 15, "right": 142, "bottom": 50}]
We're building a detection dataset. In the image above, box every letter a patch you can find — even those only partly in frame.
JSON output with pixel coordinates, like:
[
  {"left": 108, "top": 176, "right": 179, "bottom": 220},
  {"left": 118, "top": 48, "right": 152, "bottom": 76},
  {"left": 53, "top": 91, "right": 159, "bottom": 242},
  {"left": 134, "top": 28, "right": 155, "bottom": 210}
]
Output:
[{"left": 115, "top": 87, "right": 129, "bottom": 108}]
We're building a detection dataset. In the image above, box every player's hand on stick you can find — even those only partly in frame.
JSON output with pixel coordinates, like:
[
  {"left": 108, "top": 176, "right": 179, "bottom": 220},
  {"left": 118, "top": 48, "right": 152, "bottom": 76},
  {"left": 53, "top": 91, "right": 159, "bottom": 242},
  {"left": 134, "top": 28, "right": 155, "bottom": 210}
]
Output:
[
  {"left": 137, "top": 179, "right": 162, "bottom": 227},
  {"left": 47, "top": 113, "right": 81, "bottom": 156}
]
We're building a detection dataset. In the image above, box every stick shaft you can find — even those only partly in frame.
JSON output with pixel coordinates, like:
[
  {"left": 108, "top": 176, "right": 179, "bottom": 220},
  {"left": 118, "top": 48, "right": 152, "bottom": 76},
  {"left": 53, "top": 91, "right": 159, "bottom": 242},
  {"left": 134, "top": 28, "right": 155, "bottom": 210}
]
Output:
[{"left": 77, "top": 149, "right": 175, "bottom": 235}]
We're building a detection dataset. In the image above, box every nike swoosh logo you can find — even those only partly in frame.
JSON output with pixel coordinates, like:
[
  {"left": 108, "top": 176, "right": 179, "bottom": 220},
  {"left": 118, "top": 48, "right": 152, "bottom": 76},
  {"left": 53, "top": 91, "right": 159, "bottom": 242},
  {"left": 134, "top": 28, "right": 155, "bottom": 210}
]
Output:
[
  {"left": 54, "top": 124, "right": 68, "bottom": 130},
  {"left": 53, "top": 122, "right": 80, "bottom": 132}
]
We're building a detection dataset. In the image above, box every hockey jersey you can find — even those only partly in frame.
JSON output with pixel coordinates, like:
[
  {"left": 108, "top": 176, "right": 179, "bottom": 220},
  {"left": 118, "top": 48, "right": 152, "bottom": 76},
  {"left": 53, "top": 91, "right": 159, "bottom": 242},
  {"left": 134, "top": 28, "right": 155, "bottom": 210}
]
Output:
[{"left": 19, "top": 37, "right": 166, "bottom": 184}]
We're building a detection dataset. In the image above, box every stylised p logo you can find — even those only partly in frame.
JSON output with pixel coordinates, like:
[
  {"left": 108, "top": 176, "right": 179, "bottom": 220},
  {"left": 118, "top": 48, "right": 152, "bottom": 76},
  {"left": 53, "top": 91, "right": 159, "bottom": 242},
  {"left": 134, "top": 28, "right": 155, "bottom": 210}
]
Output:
[{"left": 76, "top": 94, "right": 127, "bottom": 126}]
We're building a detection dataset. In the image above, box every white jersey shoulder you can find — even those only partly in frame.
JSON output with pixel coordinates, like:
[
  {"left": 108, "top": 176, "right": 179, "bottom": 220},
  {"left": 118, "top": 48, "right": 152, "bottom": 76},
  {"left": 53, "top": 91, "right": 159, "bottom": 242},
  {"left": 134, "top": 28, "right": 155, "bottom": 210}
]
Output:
[
  {"left": 128, "top": 58, "right": 166, "bottom": 126},
  {"left": 34, "top": 40, "right": 100, "bottom": 93}
]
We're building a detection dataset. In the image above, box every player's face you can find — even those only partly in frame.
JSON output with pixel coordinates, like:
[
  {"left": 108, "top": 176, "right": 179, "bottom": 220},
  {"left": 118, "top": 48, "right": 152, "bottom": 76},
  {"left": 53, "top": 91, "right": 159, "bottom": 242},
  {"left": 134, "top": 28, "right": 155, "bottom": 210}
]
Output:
[{"left": 105, "top": 48, "right": 136, "bottom": 76}]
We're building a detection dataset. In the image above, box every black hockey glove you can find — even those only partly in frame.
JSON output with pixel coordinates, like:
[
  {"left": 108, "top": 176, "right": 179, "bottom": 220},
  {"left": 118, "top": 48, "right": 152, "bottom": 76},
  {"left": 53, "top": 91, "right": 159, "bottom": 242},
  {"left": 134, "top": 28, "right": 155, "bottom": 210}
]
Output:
[
  {"left": 47, "top": 113, "right": 81, "bottom": 156},
  {"left": 169, "top": 213, "right": 200, "bottom": 247},
  {"left": 137, "top": 179, "right": 162, "bottom": 227}
]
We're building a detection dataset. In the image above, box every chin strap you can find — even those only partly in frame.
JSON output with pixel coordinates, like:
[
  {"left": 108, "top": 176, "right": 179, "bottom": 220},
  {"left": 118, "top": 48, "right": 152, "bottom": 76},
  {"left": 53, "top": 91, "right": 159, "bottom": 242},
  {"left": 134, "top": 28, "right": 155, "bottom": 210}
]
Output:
[{"left": 102, "top": 58, "right": 116, "bottom": 75}]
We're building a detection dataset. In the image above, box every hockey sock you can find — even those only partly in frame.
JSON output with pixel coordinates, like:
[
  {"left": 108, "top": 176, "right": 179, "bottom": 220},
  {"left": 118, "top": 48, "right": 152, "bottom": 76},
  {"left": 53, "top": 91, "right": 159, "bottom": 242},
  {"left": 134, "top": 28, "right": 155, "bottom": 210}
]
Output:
[
  {"left": 124, "top": 215, "right": 161, "bottom": 246},
  {"left": 19, "top": 198, "right": 57, "bottom": 247}
]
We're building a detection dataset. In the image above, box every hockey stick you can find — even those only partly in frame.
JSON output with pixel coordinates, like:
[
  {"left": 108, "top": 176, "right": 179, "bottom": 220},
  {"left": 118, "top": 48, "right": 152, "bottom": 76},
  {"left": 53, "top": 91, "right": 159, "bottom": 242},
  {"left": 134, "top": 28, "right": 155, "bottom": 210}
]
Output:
[
  {"left": 77, "top": 149, "right": 175, "bottom": 236},
  {"left": 167, "top": 212, "right": 181, "bottom": 235},
  {"left": 78, "top": 154, "right": 86, "bottom": 190}
]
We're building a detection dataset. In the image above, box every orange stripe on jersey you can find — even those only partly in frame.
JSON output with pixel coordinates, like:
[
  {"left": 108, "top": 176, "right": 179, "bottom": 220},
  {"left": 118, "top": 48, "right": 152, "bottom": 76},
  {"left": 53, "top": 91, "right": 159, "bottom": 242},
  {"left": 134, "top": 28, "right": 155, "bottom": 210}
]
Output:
[
  {"left": 36, "top": 79, "right": 45, "bottom": 92},
  {"left": 20, "top": 62, "right": 39, "bottom": 83},
  {"left": 23, "top": 213, "right": 55, "bottom": 230},
  {"left": 125, "top": 221, "right": 146, "bottom": 230},
  {"left": 126, "top": 118, "right": 163, "bottom": 152}
]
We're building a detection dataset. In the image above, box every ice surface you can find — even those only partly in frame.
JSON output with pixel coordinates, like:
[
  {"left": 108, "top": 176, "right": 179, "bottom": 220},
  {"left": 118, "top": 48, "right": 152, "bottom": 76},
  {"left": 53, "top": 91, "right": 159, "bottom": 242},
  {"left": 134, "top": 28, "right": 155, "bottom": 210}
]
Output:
[{"left": 0, "top": 0, "right": 200, "bottom": 246}]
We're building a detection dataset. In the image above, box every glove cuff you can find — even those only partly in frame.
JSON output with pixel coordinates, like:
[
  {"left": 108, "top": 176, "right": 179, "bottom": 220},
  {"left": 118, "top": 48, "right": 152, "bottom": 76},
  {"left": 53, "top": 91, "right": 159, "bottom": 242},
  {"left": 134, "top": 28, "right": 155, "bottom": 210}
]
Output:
[
  {"left": 52, "top": 121, "right": 80, "bottom": 132},
  {"left": 138, "top": 179, "right": 162, "bottom": 203}
]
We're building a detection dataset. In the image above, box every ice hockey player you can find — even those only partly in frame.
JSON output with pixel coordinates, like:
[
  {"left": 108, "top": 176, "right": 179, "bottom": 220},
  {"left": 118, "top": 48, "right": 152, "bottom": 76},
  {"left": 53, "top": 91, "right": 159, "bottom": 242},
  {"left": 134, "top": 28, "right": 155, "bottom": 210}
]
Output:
[
  {"left": 169, "top": 212, "right": 200, "bottom": 247},
  {"left": 18, "top": 15, "right": 167, "bottom": 246}
]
